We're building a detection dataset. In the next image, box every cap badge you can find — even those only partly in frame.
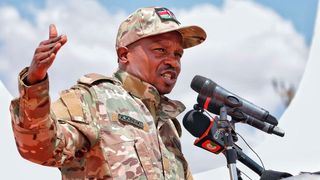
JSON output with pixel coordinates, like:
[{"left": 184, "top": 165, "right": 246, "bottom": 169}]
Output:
[{"left": 155, "top": 7, "right": 181, "bottom": 25}]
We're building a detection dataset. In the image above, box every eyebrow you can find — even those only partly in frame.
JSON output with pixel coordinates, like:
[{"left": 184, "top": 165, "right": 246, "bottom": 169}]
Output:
[{"left": 150, "top": 39, "right": 183, "bottom": 50}]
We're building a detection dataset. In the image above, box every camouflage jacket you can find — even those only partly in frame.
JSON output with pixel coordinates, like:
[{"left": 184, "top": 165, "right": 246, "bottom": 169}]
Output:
[{"left": 10, "top": 67, "right": 193, "bottom": 180}]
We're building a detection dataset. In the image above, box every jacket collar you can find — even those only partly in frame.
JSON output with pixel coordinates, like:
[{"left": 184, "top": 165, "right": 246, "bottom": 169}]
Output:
[{"left": 113, "top": 70, "right": 185, "bottom": 119}]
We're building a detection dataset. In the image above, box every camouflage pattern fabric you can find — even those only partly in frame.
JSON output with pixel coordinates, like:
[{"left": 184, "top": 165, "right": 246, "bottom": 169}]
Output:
[{"left": 10, "top": 67, "right": 193, "bottom": 180}]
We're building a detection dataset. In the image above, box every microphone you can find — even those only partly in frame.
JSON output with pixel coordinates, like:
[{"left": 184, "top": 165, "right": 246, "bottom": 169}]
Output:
[
  {"left": 191, "top": 75, "right": 278, "bottom": 126},
  {"left": 183, "top": 110, "right": 224, "bottom": 154},
  {"left": 197, "top": 94, "right": 285, "bottom": 137},
  {"left": 183, "top": 110, "right": 265, "bottom": 176}
]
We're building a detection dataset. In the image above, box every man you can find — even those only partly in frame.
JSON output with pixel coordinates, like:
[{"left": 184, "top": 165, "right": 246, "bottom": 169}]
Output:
[{"left": 10, "top": 7, "right": 206, "bottom": 179}]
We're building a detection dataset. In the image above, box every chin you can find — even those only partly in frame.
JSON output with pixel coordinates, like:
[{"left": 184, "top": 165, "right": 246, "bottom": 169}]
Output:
[
  {"left": 159, "top": 90, "right": 170, "bottom": 95},
  {"left": 154, "top": 81, "right": 176, "bottom": 95},
  {"left": 157, "top": 87, "right": 174, "bottom": 95}
]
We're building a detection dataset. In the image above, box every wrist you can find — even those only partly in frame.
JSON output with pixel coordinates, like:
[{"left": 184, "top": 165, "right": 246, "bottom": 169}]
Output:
[
  {"left": 18, "top": 67, "right": 49, "bottom": 99},
  {"left": 25, "top": 72, "right": 46, "bottom": 85}
]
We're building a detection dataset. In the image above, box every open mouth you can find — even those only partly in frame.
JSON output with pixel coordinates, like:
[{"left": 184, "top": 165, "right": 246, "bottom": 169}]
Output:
[{"left": 161, "top": 71, "right": 177, "bottom": 85}]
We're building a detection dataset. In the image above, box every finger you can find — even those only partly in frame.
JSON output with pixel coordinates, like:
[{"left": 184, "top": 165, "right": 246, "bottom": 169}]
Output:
[
  {"left": 49, "top": 24, "right": 58, "bottom": 39},
  {"left": 39, "top": 53, "right": 56, "bottom": 66},
  {"left": 51, "top": 42, "right": 62, "bottom": 55},
  {"left": 40, "top": 35, "right": 63, "bottom": 45},
  {"left": 60, "top": 35, "right": 68, "bottom": 46},
  {"left": 35, "top": 36, "right": 67, "bottom": 53},
  {"left": 35, "top": 51, "right": 52, "bottom": 61},
  {"left": 35, "top": 43, "right": 56, "bottom": 53}
]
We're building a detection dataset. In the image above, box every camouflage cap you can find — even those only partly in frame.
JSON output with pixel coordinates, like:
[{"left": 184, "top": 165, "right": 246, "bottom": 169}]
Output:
[{"left": 116, "top": 7, "right": 207, "bottom": 49}]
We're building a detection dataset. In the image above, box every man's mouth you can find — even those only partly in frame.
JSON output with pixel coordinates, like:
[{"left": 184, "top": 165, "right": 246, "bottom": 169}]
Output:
[
  {"left": 162, "top": 73, "right": 172, "bottom": 79},
  {"left": 161, "top": 71, "right": 177, "bottom": 85}
]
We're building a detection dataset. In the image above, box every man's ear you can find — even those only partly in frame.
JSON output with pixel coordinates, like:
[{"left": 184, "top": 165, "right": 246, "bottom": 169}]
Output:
[{"left": 117, "top": 46, "right": 129, "bottom": 64}]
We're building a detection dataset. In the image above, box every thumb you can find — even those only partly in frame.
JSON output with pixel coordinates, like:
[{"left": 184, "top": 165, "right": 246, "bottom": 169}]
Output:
[{"left": 49, "top": 24, "right": 58, "bottom": 39}]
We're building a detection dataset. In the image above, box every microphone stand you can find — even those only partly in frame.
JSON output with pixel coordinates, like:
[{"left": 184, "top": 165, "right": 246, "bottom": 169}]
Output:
[
  {"left": 219, "top": 109, "right": 265, "bottom": 179},
  {"left": 221, "top": 116, "right": 265, "bottom": 180},
  {"left": 190, "top": 104, "right": 266, "bottom": 179},
  {"left": 218, "top": 106, "right": 238, "bottom": 180}
]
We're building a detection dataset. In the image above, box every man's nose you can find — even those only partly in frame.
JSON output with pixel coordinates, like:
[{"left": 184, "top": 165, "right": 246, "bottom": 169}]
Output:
[{"left": 164, "top": 54, "right": 181, "bottom": 69}]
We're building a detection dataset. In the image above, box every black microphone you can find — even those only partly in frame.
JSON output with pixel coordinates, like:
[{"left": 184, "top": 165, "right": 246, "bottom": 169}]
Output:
[
  {"left": 183, "top": 110, "right": 225, "bottom": 154},
  {"left": 237, "top": 113, "right": 284, "bottom": 137},
  {"left": 183, "top": 110, "right": 265, "bottom": 176},
  {"left": 191, "top": 75, "right": 278, "bottom": 126},
  {"left": 197, "top": 94, "right": 285, "bottom": 137},
  {"left": 182, "top": 109, "right": 210, "bottom": 137}
]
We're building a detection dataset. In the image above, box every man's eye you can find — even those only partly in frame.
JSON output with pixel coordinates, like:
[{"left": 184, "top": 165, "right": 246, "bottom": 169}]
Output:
[
  {"left": 175, "top": 52, "right": 182, "bottom": 58},
  {"left": 155, "top": 48, "right": 166, "bottom": 53}
]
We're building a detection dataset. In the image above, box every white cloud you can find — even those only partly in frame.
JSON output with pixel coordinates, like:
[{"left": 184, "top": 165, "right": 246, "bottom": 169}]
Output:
[
  {"left": 171, "top": 0, "right": 308, "bottom": 173},
  {"left": 196, "top": 2, "right": 320, "bottom": 178},
  {"left": 0, "top": 0, "right": 309, "bottom": 176},
  {"left": 0, "top": 0, "right": 126, "bottom": 98}
]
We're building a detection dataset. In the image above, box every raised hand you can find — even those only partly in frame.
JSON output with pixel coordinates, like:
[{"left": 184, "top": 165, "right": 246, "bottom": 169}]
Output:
[{"left": 26, "top": 24, "right": 68, "bottom": 85}]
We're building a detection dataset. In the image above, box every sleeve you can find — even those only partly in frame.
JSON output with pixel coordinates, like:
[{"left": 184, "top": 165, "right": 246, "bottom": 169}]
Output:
[
  {"left": 170, "top": 118, "right": 193, "bottom": 180},
  {"left": 10, "top": 67, "right": 98, "bottom": 167}
]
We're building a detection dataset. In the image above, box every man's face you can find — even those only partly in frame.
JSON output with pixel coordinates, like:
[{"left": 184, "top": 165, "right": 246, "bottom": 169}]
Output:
[{"left": 123, "top": 31, "right": 184, "bottom": 95}]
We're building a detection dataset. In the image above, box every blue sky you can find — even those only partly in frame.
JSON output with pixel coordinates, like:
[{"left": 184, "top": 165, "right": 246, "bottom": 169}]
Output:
[
  {"left": 256, "top": 0, "right": 318, "bottom": 45},
  {"left": 0, "top": 0, "right": 318, "bottom": 45}
]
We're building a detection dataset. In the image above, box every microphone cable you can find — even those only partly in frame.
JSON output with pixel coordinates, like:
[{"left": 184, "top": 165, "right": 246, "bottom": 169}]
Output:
[
  {"left": 235, "top": 130, "right": 265, "bottom": 170},
  {"left": 239, "top": 169, "right": 253, "bottom": 180}
]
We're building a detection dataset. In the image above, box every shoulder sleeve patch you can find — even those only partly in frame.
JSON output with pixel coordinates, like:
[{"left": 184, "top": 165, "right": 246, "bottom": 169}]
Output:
[
  {"left": 77, "top": 73, "right": 120, "bottom": 86},
  {"left": 59, "top": 90, "right": 87, "bottom": 123},
  {"left": 51, "top": 98, "right": 71, "bottom": 120}
]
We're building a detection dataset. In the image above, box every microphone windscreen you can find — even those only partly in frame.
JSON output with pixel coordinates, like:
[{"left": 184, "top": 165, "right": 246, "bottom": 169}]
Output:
[
  {"left": 191, "top": 75, "right": 218, "bottom": 96},
  {"left": 191, "top": 75, "right": 206, "bottom": 93},
  {"left": 183, "top": 110, "right": 211, "bottom": 137}
]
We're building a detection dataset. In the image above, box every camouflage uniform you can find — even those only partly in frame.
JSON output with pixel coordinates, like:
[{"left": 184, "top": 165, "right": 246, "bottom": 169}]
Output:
[
  {"left": 10, "top": 68, "right": 193, "bottom": 179},
  {"left": 10, "top": 6, "right": 206, "bottom": 180}
]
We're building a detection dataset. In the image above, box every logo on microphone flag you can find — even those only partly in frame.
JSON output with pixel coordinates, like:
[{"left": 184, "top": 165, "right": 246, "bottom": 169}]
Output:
[{"left": 202, "top": 140, "right": 222, "bottom": 153}]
